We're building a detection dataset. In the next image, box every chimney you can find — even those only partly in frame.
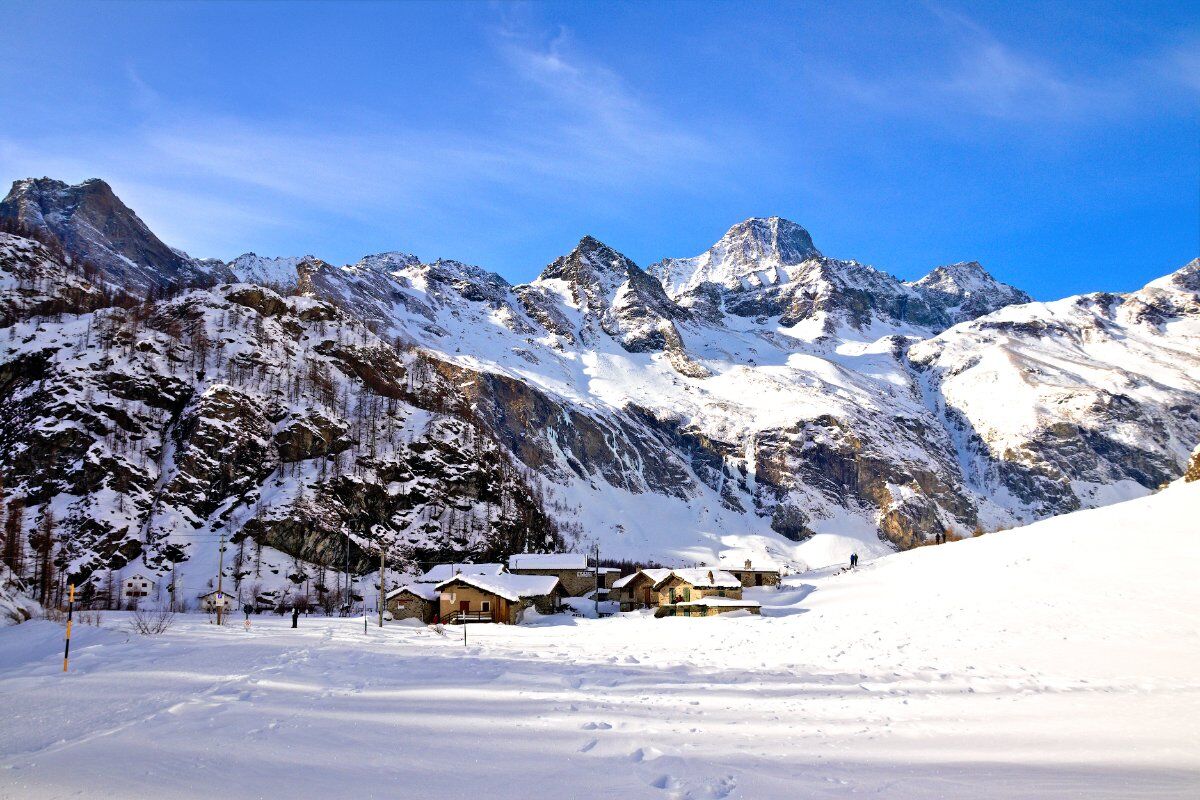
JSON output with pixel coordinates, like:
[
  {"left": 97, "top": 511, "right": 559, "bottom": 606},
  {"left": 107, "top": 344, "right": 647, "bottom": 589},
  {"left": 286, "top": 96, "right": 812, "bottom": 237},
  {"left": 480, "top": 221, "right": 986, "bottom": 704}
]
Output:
[{"left": 744, "top": 559, "right": 752, "bottom": 570}]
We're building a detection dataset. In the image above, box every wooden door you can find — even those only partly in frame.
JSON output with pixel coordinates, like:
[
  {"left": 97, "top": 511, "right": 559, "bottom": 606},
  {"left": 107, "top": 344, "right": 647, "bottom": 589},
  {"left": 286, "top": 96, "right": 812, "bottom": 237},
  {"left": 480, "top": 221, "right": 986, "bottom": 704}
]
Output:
[
  {"left": 642, "top": 587, "right": 652, "bottom": 607},
  {"left": 459, "top": 600, "right": 470, "bottom": 615}
]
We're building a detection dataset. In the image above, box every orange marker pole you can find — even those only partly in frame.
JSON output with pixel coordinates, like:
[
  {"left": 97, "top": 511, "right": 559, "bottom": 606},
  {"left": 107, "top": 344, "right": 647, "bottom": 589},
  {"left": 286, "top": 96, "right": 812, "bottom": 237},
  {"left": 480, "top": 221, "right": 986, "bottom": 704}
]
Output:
[{"left": 63, "top": 583, "right": 75, "bottom": 672}]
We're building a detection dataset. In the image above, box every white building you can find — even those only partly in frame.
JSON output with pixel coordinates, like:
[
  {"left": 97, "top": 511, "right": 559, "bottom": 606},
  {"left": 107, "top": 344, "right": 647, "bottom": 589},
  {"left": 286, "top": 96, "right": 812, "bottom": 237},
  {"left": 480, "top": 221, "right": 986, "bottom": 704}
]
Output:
[{"left": 120, "top": 573, "right": 155, "bottom": 603}]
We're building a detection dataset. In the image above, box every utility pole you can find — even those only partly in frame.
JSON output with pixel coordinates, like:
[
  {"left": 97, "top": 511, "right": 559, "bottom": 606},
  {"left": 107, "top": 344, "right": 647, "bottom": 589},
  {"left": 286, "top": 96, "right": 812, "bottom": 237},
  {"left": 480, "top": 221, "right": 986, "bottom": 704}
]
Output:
[
  {"left": 593, "top": 541, "right": 600, "bottom": 618},
  {"left": 216, "top": 532, "right": 227, "bottom": 626},
  {"left": 378, "top": 544, "right": 386, "bottom": 628}
]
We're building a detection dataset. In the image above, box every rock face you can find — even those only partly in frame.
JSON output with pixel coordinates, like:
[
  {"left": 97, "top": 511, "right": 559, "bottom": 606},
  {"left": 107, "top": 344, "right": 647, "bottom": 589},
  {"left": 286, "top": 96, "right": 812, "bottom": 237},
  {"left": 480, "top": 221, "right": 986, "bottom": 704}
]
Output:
[
  {"left": 1, "top": 178, "right": 1198, "bottom": 603},
  {"left": 0, "top": 178, "right": 231, "bottom": 295}
]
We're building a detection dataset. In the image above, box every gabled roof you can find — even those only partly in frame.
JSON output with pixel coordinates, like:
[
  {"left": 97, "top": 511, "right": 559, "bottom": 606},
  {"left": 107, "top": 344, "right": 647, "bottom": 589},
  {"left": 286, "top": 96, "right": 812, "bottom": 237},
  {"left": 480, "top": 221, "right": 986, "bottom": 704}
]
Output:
[
  {"left": 386, "top": 584, "right": 440, "bottom": 602},
  {"left": 416, "top": 563, "right": 506, "bottom": 583},
  {"left": 612, "top": 568, "right": 673, "bottom": 589},
  {"left": 507, "top": 553, "right": 588, "bottom": 570},
  {"left": 653, "top": 568, "right": 741, "bottom": 590},
  {"left": 435, "top": 573, "right": 561, "bottom": 602}
]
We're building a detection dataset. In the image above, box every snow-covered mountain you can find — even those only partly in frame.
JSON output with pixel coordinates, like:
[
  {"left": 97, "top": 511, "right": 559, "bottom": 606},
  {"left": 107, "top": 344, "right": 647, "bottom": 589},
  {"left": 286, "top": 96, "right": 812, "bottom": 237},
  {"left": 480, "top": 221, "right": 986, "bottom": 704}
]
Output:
[
  {"left": 0, "top": 178, "right": 231, "bottom": 295},
  {"left": 1, "top": 177, "right": 1197, "bottom": 606}
]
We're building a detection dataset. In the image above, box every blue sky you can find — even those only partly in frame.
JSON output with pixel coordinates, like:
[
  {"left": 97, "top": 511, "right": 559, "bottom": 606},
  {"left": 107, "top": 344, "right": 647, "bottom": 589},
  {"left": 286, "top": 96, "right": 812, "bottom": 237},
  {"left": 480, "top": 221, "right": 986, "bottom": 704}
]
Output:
[{"left": 1, "top": 1, "right": 1196, "bottom": 298}]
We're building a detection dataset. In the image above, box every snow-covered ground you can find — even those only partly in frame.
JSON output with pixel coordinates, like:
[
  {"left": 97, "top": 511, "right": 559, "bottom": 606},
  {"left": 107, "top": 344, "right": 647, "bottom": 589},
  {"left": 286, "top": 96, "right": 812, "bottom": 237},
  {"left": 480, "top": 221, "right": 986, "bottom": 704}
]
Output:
[{"left": 2, "top": 481, "right": 1197, "bottom": 799}]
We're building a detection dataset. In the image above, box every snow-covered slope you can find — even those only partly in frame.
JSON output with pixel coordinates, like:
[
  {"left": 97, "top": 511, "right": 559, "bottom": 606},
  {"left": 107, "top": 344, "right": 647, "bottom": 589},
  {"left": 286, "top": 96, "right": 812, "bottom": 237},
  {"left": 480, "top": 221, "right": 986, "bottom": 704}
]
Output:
[
  {"left": 909, "top": 259, "right": 1200, "bottom": 517},
  {"left": 0, "top": 482, "right": 1195, "bottom": 797}
]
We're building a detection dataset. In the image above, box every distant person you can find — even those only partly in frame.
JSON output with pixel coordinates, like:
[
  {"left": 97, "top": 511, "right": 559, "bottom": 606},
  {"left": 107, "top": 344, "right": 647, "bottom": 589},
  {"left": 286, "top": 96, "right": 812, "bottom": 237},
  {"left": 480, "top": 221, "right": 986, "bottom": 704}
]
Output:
[
  {"left": 850, "top": 553, "right": 858, "bottom": 568},
  {"left": 291, "top": 606, "right": 300, "bottom": 629}
]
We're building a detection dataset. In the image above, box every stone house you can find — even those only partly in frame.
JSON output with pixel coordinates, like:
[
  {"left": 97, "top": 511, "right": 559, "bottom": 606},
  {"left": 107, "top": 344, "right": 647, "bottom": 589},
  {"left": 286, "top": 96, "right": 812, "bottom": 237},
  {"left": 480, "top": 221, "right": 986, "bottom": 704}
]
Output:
[
  {"left": 120, "top": 573, "right": 155, "bottom": 603},
  {"left": 614, "top": 568, "right": 760, "bottom": 617},
  {"left": 197, "top": 589, "right": 234, "bottom": 613},
  {"left": 651, "top": 569, "right": 760, "bottom": 618},
  {"left": 722, "top": 559, "right": 782, "bottom": 588},
  {"left": 653, "top": 569, "right": 743, "bottom": 605},
  {"left": 506, "top": 553, "right": 620, "bottom": 597},
  {"left": 435, "top": 573, "right": 563, "bottom": 625},
  {"left": 611, "top": 568, "right": 674, "bottom": 611},
  {"left": 385, "top": 584, "right": 440, "bottom": 623}
]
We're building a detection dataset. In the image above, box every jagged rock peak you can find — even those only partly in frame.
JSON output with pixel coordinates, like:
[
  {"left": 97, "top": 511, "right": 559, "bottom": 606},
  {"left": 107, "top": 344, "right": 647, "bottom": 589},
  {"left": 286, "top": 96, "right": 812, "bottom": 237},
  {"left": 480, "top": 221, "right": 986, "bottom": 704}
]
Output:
[
  {"left": 650, "top": 216, "right": 822, "bottom": 296},
  {"left": 1, "top": 176, "right": 230, "bottom": 295},
  {"left": 908, "top": 260, "right": 1032, "bottom": 324},
  {"left": 350, "top": 251, "right": 422, "bottom": 273},
  {"left": 538, "top": 235, "right": 640, "bottom": 285}
]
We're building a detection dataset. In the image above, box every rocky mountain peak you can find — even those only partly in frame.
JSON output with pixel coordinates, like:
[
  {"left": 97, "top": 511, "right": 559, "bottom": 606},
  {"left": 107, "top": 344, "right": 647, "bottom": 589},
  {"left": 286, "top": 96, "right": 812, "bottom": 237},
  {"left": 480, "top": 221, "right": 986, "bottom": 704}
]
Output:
[
  {"left": 649, "top": 216, "right": 821, "bottom": 297},
  {"left": 908, "top": 260, "right": 1032, "bottom": 324},
  {"left": 540, "top": 236, "right": 637, "bottom": 283},
  {"left": 0, "top": 176, "right": 229, "bottom": 295}
]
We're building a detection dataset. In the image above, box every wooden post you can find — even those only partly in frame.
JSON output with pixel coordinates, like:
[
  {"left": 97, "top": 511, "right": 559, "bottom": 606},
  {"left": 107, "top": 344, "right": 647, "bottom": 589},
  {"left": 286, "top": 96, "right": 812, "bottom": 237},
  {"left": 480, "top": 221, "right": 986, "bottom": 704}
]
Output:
[{"left": 62, "top": 583, "right": 75, "bottom": 672}]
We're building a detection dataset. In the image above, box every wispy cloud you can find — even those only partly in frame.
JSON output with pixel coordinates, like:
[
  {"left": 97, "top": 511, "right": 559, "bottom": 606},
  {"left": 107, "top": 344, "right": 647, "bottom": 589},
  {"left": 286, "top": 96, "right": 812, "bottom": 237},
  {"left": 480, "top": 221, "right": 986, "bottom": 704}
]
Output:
[
  {"left": 813, "top": 6, "right": 1196, "bottom": 126},
  {"left": 0, "top": 25, "right": 735, "bottom": 261}
]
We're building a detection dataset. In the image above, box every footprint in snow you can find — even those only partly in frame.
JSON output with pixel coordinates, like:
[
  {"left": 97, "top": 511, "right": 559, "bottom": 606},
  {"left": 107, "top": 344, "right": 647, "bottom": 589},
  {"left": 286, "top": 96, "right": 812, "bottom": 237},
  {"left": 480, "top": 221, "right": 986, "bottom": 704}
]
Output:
[
  {"left": 629, "top": 746, "right": 664, "bottom": 762},
  {"left": 581, "top": 721, "right": 612, "bottom": 730},
  {"left": 578, "top": 739, "right": 598, "bottom": 753}
]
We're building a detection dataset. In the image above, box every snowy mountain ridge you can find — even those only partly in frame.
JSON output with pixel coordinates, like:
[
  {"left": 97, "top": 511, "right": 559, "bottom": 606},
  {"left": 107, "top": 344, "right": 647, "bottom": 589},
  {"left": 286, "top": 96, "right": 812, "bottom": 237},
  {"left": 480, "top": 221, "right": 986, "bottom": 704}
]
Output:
[{"left": 1, "top": 177, "right": 1197, "bottom": 606}]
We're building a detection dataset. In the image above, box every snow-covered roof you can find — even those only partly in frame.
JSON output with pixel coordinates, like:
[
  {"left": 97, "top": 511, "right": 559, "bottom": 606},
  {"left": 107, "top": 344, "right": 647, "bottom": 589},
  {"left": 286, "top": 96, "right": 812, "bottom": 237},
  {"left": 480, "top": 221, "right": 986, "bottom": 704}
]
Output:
[
  {"left": 654, "top": 569, "right": 741, "bottom": 589},
  {"left": 508, "top": 553, "right": 588, "bottom": 570},
  {"left": 612, "top": 568, "right": 673, "bottom": 589},
  {"left": 386, "top": 584, "right": 440, "bottom": 602},
  {"left": 416, "top": 563, "right": 506, "bottom": 583},
  {"left": 435, "top": 573, "right": 560, "bottom": 602},
  {"left": 197, "top": 590, "right": 231, "bottom": 598},
  {"left": 675, "top": 597, "right": 761, "bottom": 608}
]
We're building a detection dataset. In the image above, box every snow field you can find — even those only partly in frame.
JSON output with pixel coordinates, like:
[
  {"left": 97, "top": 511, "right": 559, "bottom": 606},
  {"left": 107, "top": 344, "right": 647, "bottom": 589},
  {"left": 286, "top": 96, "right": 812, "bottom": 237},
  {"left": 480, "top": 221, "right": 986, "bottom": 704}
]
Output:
[{"left": 2, "top": 480, "right": 1198, "bottom": 799}]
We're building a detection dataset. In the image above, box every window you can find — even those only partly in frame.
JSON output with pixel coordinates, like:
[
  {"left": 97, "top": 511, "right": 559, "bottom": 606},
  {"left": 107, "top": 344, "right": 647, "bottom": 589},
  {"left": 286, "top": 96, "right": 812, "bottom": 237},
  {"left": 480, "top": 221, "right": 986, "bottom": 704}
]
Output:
[
  {"left": 718, "top": 589, "right": 726, "bottom": 597},
  {"left": 481, "top": 601, "right": 491, "bottom": 612}
]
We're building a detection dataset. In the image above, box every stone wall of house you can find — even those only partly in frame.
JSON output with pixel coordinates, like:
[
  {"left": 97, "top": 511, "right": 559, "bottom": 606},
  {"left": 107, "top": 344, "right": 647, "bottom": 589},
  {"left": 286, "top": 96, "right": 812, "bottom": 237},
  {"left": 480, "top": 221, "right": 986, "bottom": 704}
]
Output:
[
  {"left": 387, "top": 594, "right": 432, "bottom": 623},
  {"left": 656, "top": 603, "right": 760, "bottom": 618},
  {"left": 655, "top": 576, "right": 742, "bottom": 605},
  {"left": 727, "top": 570, "right": 781, "bottom": 588},
  {"left": 508, "top": 568, "right": 616, "bottom": 596}
]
